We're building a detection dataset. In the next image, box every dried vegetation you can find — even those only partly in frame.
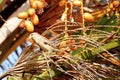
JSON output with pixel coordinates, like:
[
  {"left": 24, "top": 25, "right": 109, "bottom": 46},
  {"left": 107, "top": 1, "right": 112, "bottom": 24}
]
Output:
[{"left": 0, "top": 0, "right": 120, "bottom": 80}]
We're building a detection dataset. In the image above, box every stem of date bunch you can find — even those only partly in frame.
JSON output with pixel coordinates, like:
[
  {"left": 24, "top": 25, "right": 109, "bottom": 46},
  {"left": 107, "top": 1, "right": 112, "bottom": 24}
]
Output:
[{"left": 81, "top": 0, "right": 86, "bottom": 36}]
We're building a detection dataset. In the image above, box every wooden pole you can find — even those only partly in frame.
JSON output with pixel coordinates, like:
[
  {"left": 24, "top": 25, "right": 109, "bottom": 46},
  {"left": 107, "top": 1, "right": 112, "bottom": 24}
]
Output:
[{"left": 0, "top": 0, "right": 30, "bottom": 64}]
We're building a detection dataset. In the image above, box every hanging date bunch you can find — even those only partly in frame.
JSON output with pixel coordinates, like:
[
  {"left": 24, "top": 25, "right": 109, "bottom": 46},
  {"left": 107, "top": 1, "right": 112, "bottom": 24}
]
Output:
[
  {"left": 106, "top": 0, "right": 120, "bottom": 18},
  {"left": 17, "top": 0, "right": 48, "bottom": 32},
  {"left": 59, "top": 0, "right": 95, "bottom": 23}
]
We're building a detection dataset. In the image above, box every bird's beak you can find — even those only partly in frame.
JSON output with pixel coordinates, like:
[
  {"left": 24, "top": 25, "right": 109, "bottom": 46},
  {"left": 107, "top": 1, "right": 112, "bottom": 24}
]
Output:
[{"left": 27, "top": 34, "right": 35, "bottom": 44}]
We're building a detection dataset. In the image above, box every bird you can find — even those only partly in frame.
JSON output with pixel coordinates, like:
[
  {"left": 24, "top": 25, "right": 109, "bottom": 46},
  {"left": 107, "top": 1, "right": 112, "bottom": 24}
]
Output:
[{"left": 28, "top": 32, "right": 58, "bottom": 53}]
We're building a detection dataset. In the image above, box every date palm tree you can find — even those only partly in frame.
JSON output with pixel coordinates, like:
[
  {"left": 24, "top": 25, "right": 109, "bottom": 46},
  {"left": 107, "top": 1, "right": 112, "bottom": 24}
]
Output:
[{"left": 0, "top": 0, "right": 120, "bottom": 80}]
